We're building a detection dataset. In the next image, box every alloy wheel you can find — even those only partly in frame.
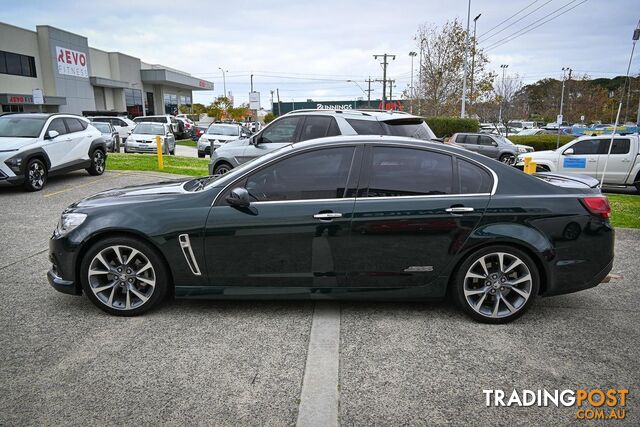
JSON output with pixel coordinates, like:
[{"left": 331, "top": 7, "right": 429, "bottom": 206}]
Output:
[
  {"left": 94, "top": 151, "right": 105, "bottom": 173},
  {"left": 463, "top": 252, "right": 532, "bottom": 319},
  {"left": 28, "top": 162, "right": 45, "bottom": 190},
  {"left": 215, "top": 165, "right": 231, "bottom": 174},
  {"left": 87, "top": 245, "right": 156, "bottom": 311}
]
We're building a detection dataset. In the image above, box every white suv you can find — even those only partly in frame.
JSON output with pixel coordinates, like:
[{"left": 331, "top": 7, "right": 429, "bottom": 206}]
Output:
[{"left": 0, "top": 113, "right": 107, "bottom": 191}]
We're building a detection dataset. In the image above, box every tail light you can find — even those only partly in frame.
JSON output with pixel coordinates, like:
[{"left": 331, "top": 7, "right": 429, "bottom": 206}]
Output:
[{"left": 580, "top": 196, "right": 611, "bottom": 218}]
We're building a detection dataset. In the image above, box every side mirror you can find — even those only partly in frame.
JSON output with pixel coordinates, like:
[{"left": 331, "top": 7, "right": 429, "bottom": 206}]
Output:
[
  {"left": 47, "top": 130, "right": 60, "bottom": 139},
  {"left": 250, "top": 135, "right": 259, "bottom": 145},
  {"left": 564, "top": 148, "right": 574, "bottom": 155},
  {"left": 225, "top": 187, "right": 251, "bottom": 208}
]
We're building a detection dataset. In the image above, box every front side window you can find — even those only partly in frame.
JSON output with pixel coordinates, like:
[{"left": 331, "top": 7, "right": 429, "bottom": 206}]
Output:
[
  {"left": 244, "top": 147, "right": 355, "bottom": 201},
  {"left": 260, "top": 117, "right": 301, "bottom": 143},
  {"left": 47, "top": 118, "right": 67, "bottom": 136},
  {"left": 299, "top": 116, "right": 338, "bottom": 141},
  {"left": 569, "top": 139, "right": 599, "bottom": 155},
  {"left": 366, "top": 147, "right": 453, "bottom": 197},
  {"left": 479, "top": 135, "right": 496, "bottom": 146}
]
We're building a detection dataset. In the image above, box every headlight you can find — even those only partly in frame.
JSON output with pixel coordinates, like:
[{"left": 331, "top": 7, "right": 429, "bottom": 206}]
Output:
[
  {"left": 54, "top": 213, "right": 87, "bottom": 237},
  {"left": 517, "top": 147, "right": 527, "bottom": 153},
  {"left": 4, "top": 157, "right": 23, "bottom": 174}
]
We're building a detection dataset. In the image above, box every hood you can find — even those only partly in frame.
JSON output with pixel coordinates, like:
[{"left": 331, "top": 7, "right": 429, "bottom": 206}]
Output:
[
  {"left": 526, "top": 149, "right": 555, "bottom": 157},
  {"left": 204, "top": 134, "right": 239, "bottom": 142},
  {"left": 129, "top": 134, "right": 164, "bottom": 142},
  {"left": 515, "top": 144, "right": 534, "bottom": 151},
  {"left": 220, "top": 137, "right": 250, "bottom": 147},
  {"left": 72, "top": 179, "right": 190, "bottom": 208},
  {"left": 0, "top": 137, "right": 39, "bottom": 151}
]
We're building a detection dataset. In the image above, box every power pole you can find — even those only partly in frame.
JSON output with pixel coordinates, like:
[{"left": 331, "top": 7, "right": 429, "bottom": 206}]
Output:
[
  {"left": 461, "top": 0, "right": 471, "bottom": 118},
  {"left": 374, "top": 53, "right": 395, "bottom": 109},
  {"left": 409, "top": 52, "right": 417, "bottom": 113},
  {"left": 270, "top": 90, "right": 274, "bottom": 112},
  {"left": 498, "top": 64, "right": 508, "bottom": 124},
  {"left": 276, "top": 88, "right": 281, "bottom": 116},
  {"left": 388, "top": 80, "right": 396, "bottom": 104},
  {"left": 470, "top": 14, "right": 481, "bottom": 105},
  {"left": 365, "top": 76, "right": 373, "bottom": 107},
  {"left": 557, "top": 67, "right": 572, "bottom": 149}
]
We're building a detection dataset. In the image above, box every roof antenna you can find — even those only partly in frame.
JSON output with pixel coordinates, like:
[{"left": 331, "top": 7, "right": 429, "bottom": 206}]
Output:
[{"left": 600, "top": 19, "right": 640, "bottom": 188}]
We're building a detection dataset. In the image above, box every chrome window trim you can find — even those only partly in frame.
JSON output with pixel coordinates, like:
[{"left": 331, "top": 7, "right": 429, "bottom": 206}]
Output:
[{"left": 211, "top": 142, "right": 499, "bottom": 206}]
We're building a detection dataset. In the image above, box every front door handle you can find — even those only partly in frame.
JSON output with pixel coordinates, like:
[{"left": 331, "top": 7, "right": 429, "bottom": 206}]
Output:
[
  {"left": 445, "top": 207, "right": 474, "bottom": 213},
  {"left": 313, "top": 212, "right": 343, "bottom": 220}
]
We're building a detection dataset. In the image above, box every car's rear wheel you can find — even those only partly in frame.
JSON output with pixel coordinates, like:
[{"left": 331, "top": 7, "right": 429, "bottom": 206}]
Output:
[
  {"left": 198, "top": 152, "right": 205, "bottom": 158},
  {"left": 80, "top": 237, "right": 169, "bottom": 316},
  {"left": 24, "top": 158, "right": 47, "bottom": 191},
  {"left": 499, "top": 153, "right": 514, "bottom": 164},
  {"left": 214, "top": 162, "right": 233, "bottom": 175},
  {"left": 452, "top": 246, "right": 540, "bottom": 324},
  {"left": 87, "top": 149, "right": 106, "bottom": 176}
]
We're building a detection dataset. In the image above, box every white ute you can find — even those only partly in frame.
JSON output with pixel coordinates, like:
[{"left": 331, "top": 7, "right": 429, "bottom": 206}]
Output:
[{"left": 515, "top": 134, "right": 640, "bottom": 191}]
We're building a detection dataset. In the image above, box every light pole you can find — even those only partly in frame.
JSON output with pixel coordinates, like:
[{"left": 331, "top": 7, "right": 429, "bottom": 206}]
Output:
[
  {"left": 409, "top": 51, "right": 417, "bottom": 113},
  {"left": 470, "top": 13, "right": 481, "bottom": 105},
  {"left": 498, "top": 64, "right": 508, "bottom": 125},
  {"left": 218, "top": 67, "right": 228, "bottom": 98},
  {"left": 557, "top": 67, "right": 572, "bottom": 149},
  {"left": 461, "top": 0, "right": 471, "bottom": 118},
  {"left": 418, "top": 37, "right": 426, "bottom": 115}
]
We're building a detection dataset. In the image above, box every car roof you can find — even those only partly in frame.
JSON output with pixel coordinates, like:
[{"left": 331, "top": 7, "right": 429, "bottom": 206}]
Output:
[
  {"left": 284, "top": 109, "right": 422, "bottom": 121},
  {"left": 0, "top": 112, "right": 82, "bottom": 119}
]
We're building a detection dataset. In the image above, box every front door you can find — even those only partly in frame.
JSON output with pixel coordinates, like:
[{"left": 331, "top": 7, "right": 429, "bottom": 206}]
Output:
[
  {"left": 559, "top": 138, "right": 600, "bottom": 177},
  {"left": 204, "top": 145, "right": 361, "bottom": 289},
  {"left": 348, "top": 146, "right": 492, "bottom": 295},
  {"left": 41, "top": 118, "right": 76, "bottom": 169}
]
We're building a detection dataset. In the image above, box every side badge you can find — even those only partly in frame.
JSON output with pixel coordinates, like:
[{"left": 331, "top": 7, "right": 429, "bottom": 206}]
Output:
[{"left": 404, "top": 266, "right": 434, "bottom": 272}]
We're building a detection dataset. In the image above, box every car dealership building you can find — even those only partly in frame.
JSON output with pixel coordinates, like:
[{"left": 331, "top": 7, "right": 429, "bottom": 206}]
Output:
[{"left": 0, "top": 23, "right": 213, "bottom": 117}]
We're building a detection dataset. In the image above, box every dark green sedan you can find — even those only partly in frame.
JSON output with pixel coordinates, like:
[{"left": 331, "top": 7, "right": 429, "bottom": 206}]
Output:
[{"left": 48, "top": 136, "right": 614, "bottom": 323}]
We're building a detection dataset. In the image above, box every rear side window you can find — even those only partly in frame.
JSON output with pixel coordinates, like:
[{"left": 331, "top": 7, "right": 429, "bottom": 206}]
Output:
[
  {"left": 299, "top": 116, "right": 339, "bottom": 141},
  {"left": 346, "top": 119, "right": 384, "bottom": 135},
  {"left": 463, "top": 135, "right": 479, "bottom": 145},
  {"left": 64, "top": 118, "right": 84, "bottom": 133},
  {"left": 366, "top": 147, "right": 453, "bottom": 197},
  {"left": 458, "top": 159, "right": 493, "bottom": 194},
  {"left": 598, "top": 139, "right": 630, "bottom": 155}
]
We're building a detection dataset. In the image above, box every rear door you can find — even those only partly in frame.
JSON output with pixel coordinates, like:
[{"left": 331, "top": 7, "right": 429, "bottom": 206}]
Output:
[
  {"left": 348, "top": 145, "right": 492, "bottom": 293},
  {"left": 559, "top": 139, "right": 599, "bottom": 177},
  {"left": 478, "top": 135, "right": 499, "bottom": 158},
  {"left": 596, "top": 138, "right": 633, "bottom": 184},
  {"left": 460, "top": 134, "right": 481, "bottom": 154}
]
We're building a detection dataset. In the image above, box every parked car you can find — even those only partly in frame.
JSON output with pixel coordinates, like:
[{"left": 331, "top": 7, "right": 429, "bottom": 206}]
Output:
[
  {"left": 124, "top": 122, "right": 176, "bottom": 155},
  {"left": 90, "top": 122, "right": 119, "bottom": 152},
  {"left": 516, "top": 128, "right": 553, "bottom": 136},
  {"left": 0, "top": 113, "right": 106, "bottom": 191},
  {"left": 47, "top": 136, "right": 614, "bottom": 323},
  {"left": 508, "top": 120, "right": 536, "bottom": 130},
  {"left": 176, "top": 117, "right": 195, "bottom": 140},
  {"left": 88, "top": 116, "right": 136, "bottom": 142},
  {"left": 515, "top": 134, "right": 640, "bottom": 191},
  {"left": 209, "top": 109, "right": 437, "bottom": 175},
  {"left": 197, "top": 123, "right": 250, "bottom": 158},
  {"left": 193, "top": 125, "right": 208, "bottom": 141},
  {"left": 451, "top": 133, "right": 534, "bottom": 163},
  {"left": 132, "top": 115, "right": 179, "bottom": 134}
]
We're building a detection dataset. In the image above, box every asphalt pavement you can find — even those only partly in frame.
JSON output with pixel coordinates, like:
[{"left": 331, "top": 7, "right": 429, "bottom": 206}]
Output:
[{"left": 0, "top": 170, "right": 638, "bottom": 425}]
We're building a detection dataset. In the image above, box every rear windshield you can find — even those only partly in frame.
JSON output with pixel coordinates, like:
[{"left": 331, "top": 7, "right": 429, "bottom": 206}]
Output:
[
  {"left": 382, "top": 118, "right": 435, "bottom": 140},
  {"left": 133, "top": 123, "right": 165, "bottom": 135},
  {"left": 207, "top": 125, "right": 239, "bottom": 136},
  {"left": 0, "top": 116, "right": 46, "bottom": 138},
  {"left": 92, "top": 123, "right": 111, "bottom": 133}
]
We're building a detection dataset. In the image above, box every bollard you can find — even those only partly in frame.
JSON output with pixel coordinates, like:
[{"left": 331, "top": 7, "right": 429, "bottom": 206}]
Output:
[
  {"left": 523, "top": 156, "right": 537, "bottom": 175},
  {"left": 155, "top": 135, "right": 164, "bottom": 170}
]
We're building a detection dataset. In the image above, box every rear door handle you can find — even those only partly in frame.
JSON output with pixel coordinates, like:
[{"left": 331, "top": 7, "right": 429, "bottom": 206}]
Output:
[
  {"left": 314, "top": 212, "right": 343, "bottom": 220},
  {"left": 445, "top": 207, "right": 474, "bottom": 213}
]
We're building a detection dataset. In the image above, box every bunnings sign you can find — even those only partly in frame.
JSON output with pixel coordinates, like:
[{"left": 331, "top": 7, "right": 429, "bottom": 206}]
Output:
[{"left": 272, "top": 99, "right": 408, "bottom": 115}]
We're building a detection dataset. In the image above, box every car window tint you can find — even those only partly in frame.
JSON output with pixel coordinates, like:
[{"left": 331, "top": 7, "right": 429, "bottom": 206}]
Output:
[
  {"left": 299, "top": 116, "right": 333, "bottom": 141},
  {"left": 245, "top": 147, "right": 355, "bottom": 201},
  {"left": 464, "top": 135, "right": 479, "bottom": 145},
  {"left": 598, "top": 139, "right": 630, "bottom": 155},
  {"left": 479, "top": 136, "right": 495, "bottom": 146},
  {"left": 346, "top": 119, "right": 384, "bottom": 135},
  {"left": 47, "top": 118, "right": 67, "bottom": 135},
  {"left": 381, "top": 118, "right": 434, "bottom": 140},
  {"left": 326, "top": 118, "right": 340, "bottom": 137},
  {"left": 261, "top": 117, "right": 300, "bottom": 143},
  {"left": 570, "top": 139, "right": 599, "bottom": 155},
  {"left": 455, "top": 134, "right": 465, "bottom": 144},
  {"left": 458, "top": 159, "right": 493, "bottom": 194},
  {"left": 367, "top": 147, "right": 453, "bottom": 197},
  {"left": 64, "top": 118, "right": 84, "bottom": 133}
]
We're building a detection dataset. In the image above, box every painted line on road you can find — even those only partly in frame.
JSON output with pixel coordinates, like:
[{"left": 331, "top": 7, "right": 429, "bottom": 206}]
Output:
[
  {"left": 296, "top": 302, "right": 341, "bottom": 427},
  {"left": 42, "top": 172, "right": 125, "bottom": 198}
]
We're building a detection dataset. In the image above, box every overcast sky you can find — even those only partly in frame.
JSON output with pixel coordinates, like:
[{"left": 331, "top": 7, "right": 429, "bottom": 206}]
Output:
[{"left": 3, "top": 0, "right": 639, "bottom": 108}]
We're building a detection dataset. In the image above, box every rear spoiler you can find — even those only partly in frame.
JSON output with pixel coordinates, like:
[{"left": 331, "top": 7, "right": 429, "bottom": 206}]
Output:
[{"left": 534, "top": 172, "right": 600, "bottom": 189}]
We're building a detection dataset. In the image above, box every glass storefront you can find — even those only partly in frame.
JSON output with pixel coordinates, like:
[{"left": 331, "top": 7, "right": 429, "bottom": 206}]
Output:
[
  {"left": 125, "top": 88, "right": 143, "bottom": 117},
  {"left": 179, "top": 95, "right": 192, "bottom": 112},
  {"left": 164, "top": 94, "right": 177, "bottom": 115}
]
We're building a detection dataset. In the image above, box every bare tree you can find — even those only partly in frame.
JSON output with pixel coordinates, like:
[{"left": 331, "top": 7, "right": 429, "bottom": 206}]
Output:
[
  {"left": 414, "top": 19, "right": 494, "bottom": 117},
  {"left": 494, "top": 73, "right": 525, "bottom": 133}
]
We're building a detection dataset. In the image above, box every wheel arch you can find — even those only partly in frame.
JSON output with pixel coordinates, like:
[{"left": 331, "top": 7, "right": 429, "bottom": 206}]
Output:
[
  {"left": 88, "top": 137, "right": 107, "bottom": 156},
  {"left": 16, "top": 147, "right": 52, "bottom": 171},
  {"left": 75, "top": 229, "right": 175, "bottom": 295}
]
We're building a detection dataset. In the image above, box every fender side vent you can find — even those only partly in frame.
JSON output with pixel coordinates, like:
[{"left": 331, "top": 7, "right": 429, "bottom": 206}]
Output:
[{"left": 178, "top": 234, "right": 202, "bottom": 276}]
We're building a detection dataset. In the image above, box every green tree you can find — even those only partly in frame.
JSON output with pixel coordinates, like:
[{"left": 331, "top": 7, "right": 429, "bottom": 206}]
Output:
[
  {"left": 263, "top": 112, "right": 275, "bottom": 124},
  {"left": 192, "top": 103, "right": 207, "bottom": 115}
]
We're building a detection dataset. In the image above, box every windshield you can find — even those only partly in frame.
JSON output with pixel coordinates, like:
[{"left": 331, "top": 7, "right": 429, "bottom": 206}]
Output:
[
  {"left": 93, "top": 123, "right": 111, "bottom": 133},
  {"left": 133, "top": 123, "right": 165, "bottom": 135},
  {"left": 381, "top": 119, "right": 436, "bottom": 140},
  {"left": 498, "top": 136, "right": 515, "bottom": 145},
  {"left": 207, "top": 125, "right": 239, "bottom": 136},
  {"left": 0, "top": 116, "right": 47, "bottom": 138}
]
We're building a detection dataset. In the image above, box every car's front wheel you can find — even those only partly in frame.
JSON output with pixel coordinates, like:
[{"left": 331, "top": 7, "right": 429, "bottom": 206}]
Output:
[
  {"left": 24, "top": 158, "right": 47, "bottom": 191},
  {"left": 213, "top": 162, "right": 233, "bottom": 175},
  {"left": 80, "top": 237, "right": 169, "bottom": 316},
  {"left": 87, "top": 149, "right": 106, "bottom": 176},
  {"left": 452, "top": 246, "right": 540, "bottom": 324}
]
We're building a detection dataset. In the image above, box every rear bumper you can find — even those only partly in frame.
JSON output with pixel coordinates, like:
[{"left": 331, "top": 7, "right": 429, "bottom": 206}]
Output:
[{"left": 543, "top": 258, "right": 613, "bottom": 297}]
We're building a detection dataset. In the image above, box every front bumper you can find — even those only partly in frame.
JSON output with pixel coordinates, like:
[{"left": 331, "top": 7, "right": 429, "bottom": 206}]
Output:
[
  {"left": 125, "top": 143, "right": 164, "bottom": 153},
  {"left": 48, "top": 235, "right": 81, "bottom": 295},
  {"left": 47, "top": 268, "right": 79, "bottom": 295},
  {"left": 0, "top": 168, "right": 25, "bottom": 186}
]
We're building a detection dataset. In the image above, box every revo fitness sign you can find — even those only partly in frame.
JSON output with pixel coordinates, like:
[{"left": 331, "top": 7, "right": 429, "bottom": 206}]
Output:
[{"left": 55, "top": 46, "right": 88, "bottom": 78}]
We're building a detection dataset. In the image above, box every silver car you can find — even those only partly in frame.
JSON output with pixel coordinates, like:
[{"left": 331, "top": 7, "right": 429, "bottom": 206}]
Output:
[
  {"left": 90, "top": 122, "right": 120, "bottom": 152},
  {"left": 124, "top": 122, "right": 176, "bottom": 155},
  {"left": 451, "top": 133, "right": 534, "bottom": 163},
  {"left": 209, "top": 109, "right": 436, "bottom": 175},
  {"left": 197, "top": 123, "right": 250, "bottom": 158}
]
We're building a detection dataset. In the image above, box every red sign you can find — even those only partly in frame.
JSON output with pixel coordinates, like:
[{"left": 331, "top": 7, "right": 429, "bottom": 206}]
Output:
[
  {"left": 8, "top": 95, "right": 34, "bottom": 104},
  {"left": 199, "top": 80, "right": 206, "bottom": 88},
  {"left": 55, "top": 46, "right": 88, "bottom": 78}
]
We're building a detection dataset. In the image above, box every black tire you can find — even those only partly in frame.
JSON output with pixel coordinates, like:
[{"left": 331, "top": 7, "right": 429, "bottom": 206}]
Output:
[
  {"left": 499, "top": 153, "right": 514, "bottom": 164},
  {"left": 80, "top": 236, "right": 169, "bottom": 316},
  {"left": 23, "top": 158, "right": 47, "bottom": 192},
  {"left": 635, "top": 182, "right": 640, "bottom": 194},
  {"left": 87, "top": 149, "right": 106, "bottom": 176},
  {"left": 213, "top": 162, "right": 233, "bottom": 175},
  {"left": 452, "top": 245, "right": 540, "bottom": 324},
  {"left": 198, "top": 152, "right": 205, "bottom": 158}
]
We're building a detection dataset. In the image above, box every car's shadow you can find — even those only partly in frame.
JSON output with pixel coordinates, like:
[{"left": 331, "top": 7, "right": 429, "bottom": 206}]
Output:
[{"left": 0, "top": 171, "right": 98, "bottom": 195}]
